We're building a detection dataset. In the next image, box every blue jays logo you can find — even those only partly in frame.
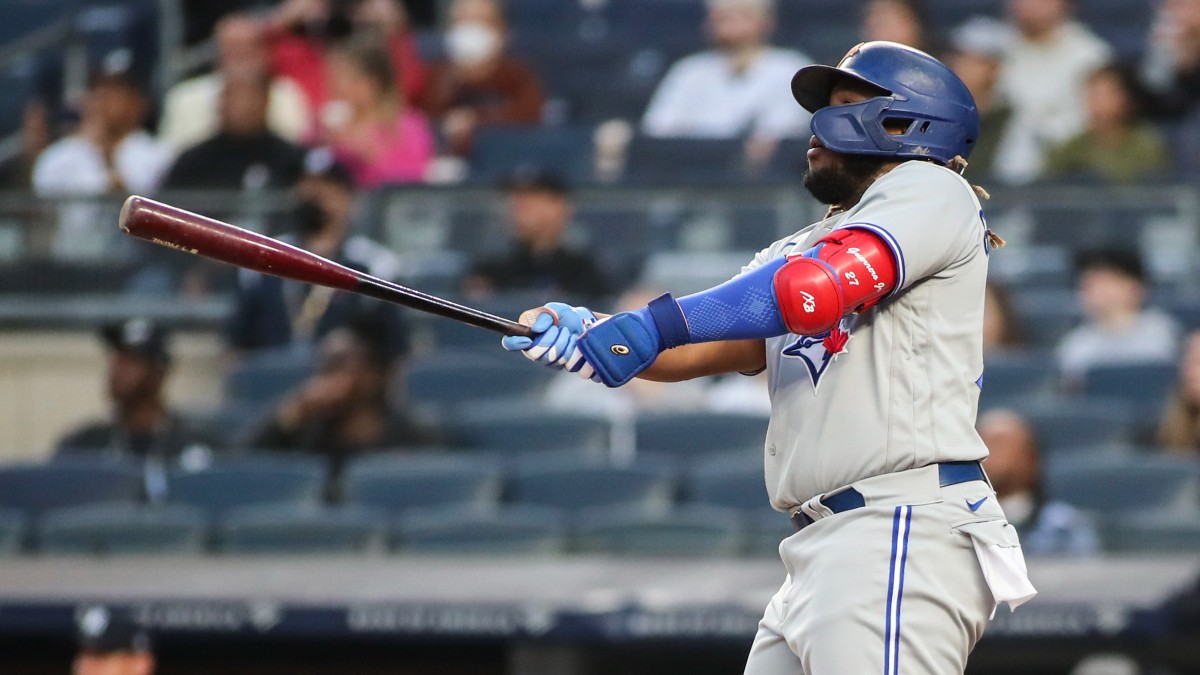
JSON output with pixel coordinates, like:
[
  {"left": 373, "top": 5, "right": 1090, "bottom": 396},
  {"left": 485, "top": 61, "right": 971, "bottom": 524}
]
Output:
[{"left": 782, "top": 315, "right": 858, "bottom": 390}]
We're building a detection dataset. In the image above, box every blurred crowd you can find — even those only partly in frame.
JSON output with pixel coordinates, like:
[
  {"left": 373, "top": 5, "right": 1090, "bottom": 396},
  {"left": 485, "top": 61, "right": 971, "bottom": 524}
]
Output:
[{"left": 0, "top": 0, "right": 1196, "bottom": 567}]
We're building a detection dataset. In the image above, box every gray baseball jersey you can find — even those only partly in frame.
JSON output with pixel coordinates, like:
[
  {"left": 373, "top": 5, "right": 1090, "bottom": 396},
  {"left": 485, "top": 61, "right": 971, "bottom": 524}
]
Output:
[{"left": 743, "top": 160, "right": 991, "bottom": 510}]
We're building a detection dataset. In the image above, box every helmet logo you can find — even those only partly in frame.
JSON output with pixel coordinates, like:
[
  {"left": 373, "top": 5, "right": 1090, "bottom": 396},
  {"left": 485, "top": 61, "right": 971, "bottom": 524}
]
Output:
[{"left": 838, "top": 43, "right": 865, "bottom": 66}]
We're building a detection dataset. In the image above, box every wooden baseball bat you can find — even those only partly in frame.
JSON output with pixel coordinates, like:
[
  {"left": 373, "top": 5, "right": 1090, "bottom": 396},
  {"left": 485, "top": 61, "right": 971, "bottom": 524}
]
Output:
[{"left": 118, "top": 195, "right": 534, "bottom": 338}]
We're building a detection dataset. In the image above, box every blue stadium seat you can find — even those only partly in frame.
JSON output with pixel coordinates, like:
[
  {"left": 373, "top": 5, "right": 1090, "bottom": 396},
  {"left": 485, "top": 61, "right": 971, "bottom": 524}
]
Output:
[
  {"left": 979, "top": 351, "right": 1058, "bottom": 404},
  {"left": 1019, "top": 400, "right": 1137, "bottom": 455},
  {"left": 449, "top": 409, "right": 612, "bottom": 454},
  {"left": 0, "top": 460, "right": 144, "bottom": 517},
  {"left": 684, "top": 452, "right": 767, "bottom": 510},
  {"left": 469, "top": 126, "right": 596, "bottom": 185},
  {"left": 405, "top": 352, "right": 551, "bottom": 414},
  {"left": 1081, "top": 362, "right": 1178, "bottom": 421},
  {"left": 37, "top": 503, "right": 208, "bottom": 555},
  {"left": 573, "top": 505, "right": 745, "bottom": 556},
  {"left": 342, "top": 453, "right": 503, "bottom": 513},
  {"left": 167, "top": 455, "right": 326, "bottom": 515},
  {"left": 0, "top": 509, "right": 27, "bottom": 555},
  {"left": 1011, "top": 289, "right": 1082, "bottom": 349},
  {"left": 744, "top": 508, "right": 793, "bottom": 557},
  {"left": 509, "top": 457, "right": 675, "bottom": 513},
  {"left": 634, "top": 411, "right": 769, "bottom": 457},
  {"left": 394, "top": 505, "right": 568, "bottom": 555},
  {"left": 1104, "top": 509, "right": 1200, "bottom": 553},
  {"left": 1043, "top": 454, "right": 1200, "bottom": 516},
  {"left": 217, "top": 504, "right": 387, "bottom": 555},
  {"left": 224, "top": 345, "right": 315, "bottom": 407},
  {"left": 623, "top": 137, "right": 748, "bottom": 185}
]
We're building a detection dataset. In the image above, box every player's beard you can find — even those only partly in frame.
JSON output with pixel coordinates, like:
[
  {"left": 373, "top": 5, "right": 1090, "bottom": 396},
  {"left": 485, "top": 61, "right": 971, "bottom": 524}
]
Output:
[{"left": 803, "top": 154, "right": 890, "bottom": 207}]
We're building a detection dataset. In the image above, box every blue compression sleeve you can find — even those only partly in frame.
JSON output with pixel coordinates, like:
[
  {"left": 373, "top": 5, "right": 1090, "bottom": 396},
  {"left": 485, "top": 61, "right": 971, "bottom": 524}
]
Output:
[{"left": 639, "top": 256, "right": 790, "bottom": 345}]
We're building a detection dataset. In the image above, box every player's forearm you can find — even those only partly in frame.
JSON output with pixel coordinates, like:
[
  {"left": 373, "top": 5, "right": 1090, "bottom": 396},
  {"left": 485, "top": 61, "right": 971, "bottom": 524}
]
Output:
[{"left": 637, "top": 339, "right": 766, "bottom": 382}]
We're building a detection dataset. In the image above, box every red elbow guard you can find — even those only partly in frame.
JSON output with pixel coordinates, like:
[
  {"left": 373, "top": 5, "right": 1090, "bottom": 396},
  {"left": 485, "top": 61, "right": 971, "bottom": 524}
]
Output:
[{"left": 773, "top": 228, "right": 899, "bottom": 335}]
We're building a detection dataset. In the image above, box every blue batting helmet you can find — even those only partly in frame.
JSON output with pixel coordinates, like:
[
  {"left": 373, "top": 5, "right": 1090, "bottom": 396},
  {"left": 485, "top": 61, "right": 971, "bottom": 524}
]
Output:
[{"left": 791, "top": 41, "right": 980, "bottom": 165}]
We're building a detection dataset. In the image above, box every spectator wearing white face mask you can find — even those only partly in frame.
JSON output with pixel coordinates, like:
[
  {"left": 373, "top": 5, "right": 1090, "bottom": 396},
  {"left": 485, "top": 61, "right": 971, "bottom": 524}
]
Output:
[{"left": 419, "top": 0, "right": 543, "bottom": 156}]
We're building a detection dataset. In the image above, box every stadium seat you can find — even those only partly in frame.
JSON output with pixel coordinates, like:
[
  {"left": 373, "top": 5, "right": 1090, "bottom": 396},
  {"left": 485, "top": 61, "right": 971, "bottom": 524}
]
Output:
[
  {"left": 449, "top": 409, "right": 612, "bottom": 454},
  {"left": 1104, "top": 509, "right": 1200, "bottom": 553},
  {"left": 634, "top": 411, "right": 769, "bottom": 457},
  {"left": 508, "top": 457, "right": 676, "bottom": 513},
  {"left": 684, "top": 452, "right": 768, "bottom": 510},
  {"left": 623, "top": 137, "right": 748, "bottom": 185},
  {"left": 1019, "top": 400, "right": 1137, "bottom": 455},
  {"left": 224, "top": 345, "right": 315, "bottom": 408},
  {"left": 342, "top": 453, "right": 503, "bottom": 513},
  {"left": 978, "top": 351, "right": 1058, "bottom": 405},
  {"left": 217, "top": 504, "right": 387, "bottom": 555},
  {"left": 0, "top": 509, "right": 27, "bottom": 555},
  {"left": 1081, "top": 362, "right": 1178, "bottom": 415},
  {"left": 744, "top": 508, "right": 794, "bottom": 557},
  {"left": 1012, "top": 289, "right": 1082, "bottom": 349},
  {"left": 37, "top": 503, "right": 208, "bottom": 556},
  {"left": 469, "top": 126, "right": 596, "bottom": 185},
  {"left": 573, "top": 505, "right": 745, "bottom": 556},
  {"left": 0, "top": 460, "right": 144, "bottom": 517},
  {"left": 1043, "top": 454, "right": 1200, "bottom": 516},
  {"left": 394, "top": 505, "right": 568, "bottom": 555},
  {"left": 167, "top": 455, "right": 326, "bottom": 515},
  {"left": 405, "top": 353, "right": 550, "bottom": 414}
]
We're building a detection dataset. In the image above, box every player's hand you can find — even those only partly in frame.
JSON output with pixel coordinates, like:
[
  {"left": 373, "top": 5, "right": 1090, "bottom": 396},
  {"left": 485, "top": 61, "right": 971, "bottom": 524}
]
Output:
[{"left": 501, "top": 302, "right": 598, "bottom": 376}]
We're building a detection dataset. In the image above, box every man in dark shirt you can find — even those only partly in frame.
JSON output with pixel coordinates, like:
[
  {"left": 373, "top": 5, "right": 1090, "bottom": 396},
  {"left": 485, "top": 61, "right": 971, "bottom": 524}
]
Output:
[
  {"left": 246, "top": 312, "right": 441, "bottom": 497},
  {"left": 463, "top": 168, "right": 611, "bottom": 301},
  {"left": 160, "top": 71, "right": 306, "bottom": 190},
  {"left": 226, "top": 150, "right": 407, "bottom": 356},
  {"left": 56, "top": 319, "right": 215, "bottom": 500}
]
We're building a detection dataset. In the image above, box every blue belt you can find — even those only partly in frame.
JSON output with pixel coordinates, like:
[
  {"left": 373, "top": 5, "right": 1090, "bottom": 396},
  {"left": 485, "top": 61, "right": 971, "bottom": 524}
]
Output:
[{"left": 790, "top": 461, "right": 987, "bottom": 532}]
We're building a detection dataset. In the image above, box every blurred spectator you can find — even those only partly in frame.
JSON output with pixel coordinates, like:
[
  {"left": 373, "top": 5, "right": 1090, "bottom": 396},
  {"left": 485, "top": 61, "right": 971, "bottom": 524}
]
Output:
[
  {"left": 159, "top": 13, "right": 310, "bottom": 153},
  {"left": 998, "top": 0, "right": 1112, "bottom": 183},
  {"left": 32, "top": 66, "right": 171, "bottom": 259},
  {"left": 227, "top": 149, "right": 406, "bottom": 355},
  {"left": 161, "top": 72, "right": 307, "bottom": 190},
  {"left": 860, "top": 0, "right": 933, "bottom": 52},
  {"left": 946, "top": 17, "right": 1025, "bottom": 181},
  {"left": 32, "top": 69, "right": 169, "bottom": 197},
  {"left": 462, "top": 168, "right": 612, "bottom": 301},
  {"left": 1068, "top": 653, "right": 1142, "bottom": 675},
  {"left": 1158, "top": 330, "right": 1200, "bottom": 453},
  {"left": 320, "top": 34, "right": 435, "bottom": 186},
  {"left": 977, "top": 408, "right": 1100, "bottom": 556},
  {"left": 640, "top": 0, "right": 811, "bottom": 168},
  {"left": 1044, "top": 65, "right": 1169, "bottom": 184},
  {"left": 245, "top": 312, "right": 441, "bottom": 496},
  {"left": 0, "top": 100, "right": 52, "bottom": 190},
  {"left": 983, "top": 281, "right": 1026, "bottom": 355},
  {"left": 74, "top": 606, "right": 154, "bottom": 675},
  {"left": 420, "top": 0, "right": 543, "bottom": 156},
  {"left": 267, "top": 0, "right": 427, "bottom": 130},
  {"left": 1142, "top": 0, "right": 1200, "bottom": 120},
  {"left": 55, "top": 319, "right": 215, "bottom": 501},
  {"left": 1056, "top": 249, "right": 1180, "bottom": 386}
]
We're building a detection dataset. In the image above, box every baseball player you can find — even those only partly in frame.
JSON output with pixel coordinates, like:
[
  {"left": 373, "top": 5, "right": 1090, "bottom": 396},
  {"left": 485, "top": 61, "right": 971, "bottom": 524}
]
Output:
[{"left": 504, "top": 41, "right": 1037, "bottom": 673}]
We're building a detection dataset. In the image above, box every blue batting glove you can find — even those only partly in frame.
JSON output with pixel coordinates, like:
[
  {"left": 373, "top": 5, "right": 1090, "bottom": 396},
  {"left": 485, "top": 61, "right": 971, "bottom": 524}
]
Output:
[{"left": 501, "top": 302, "right": 597, "bottom": 372}]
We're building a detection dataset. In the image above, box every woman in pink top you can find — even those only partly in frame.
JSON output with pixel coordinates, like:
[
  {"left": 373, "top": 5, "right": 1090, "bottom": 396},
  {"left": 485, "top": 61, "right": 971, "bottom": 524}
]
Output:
[{"left": 322, "top": 34, "right": 434, "bottom": 186}]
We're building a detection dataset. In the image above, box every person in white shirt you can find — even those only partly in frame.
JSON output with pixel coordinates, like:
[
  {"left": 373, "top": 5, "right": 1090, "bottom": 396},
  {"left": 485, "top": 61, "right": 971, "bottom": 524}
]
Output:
[
  {"left": 640, "top": 0, "right": 811, "bottom": 164},
  {"left": 1057, "top": 249, "right": 1180, "bottom": 387},
  {"left": 997, "top": 0, "right": 1112, "bottom": 183},
  {"left": 32, "top": 69, "right": 172, "bottom": 259},
  {"left": 159, "top": 13, "right": 310, "bottom": 152}
]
